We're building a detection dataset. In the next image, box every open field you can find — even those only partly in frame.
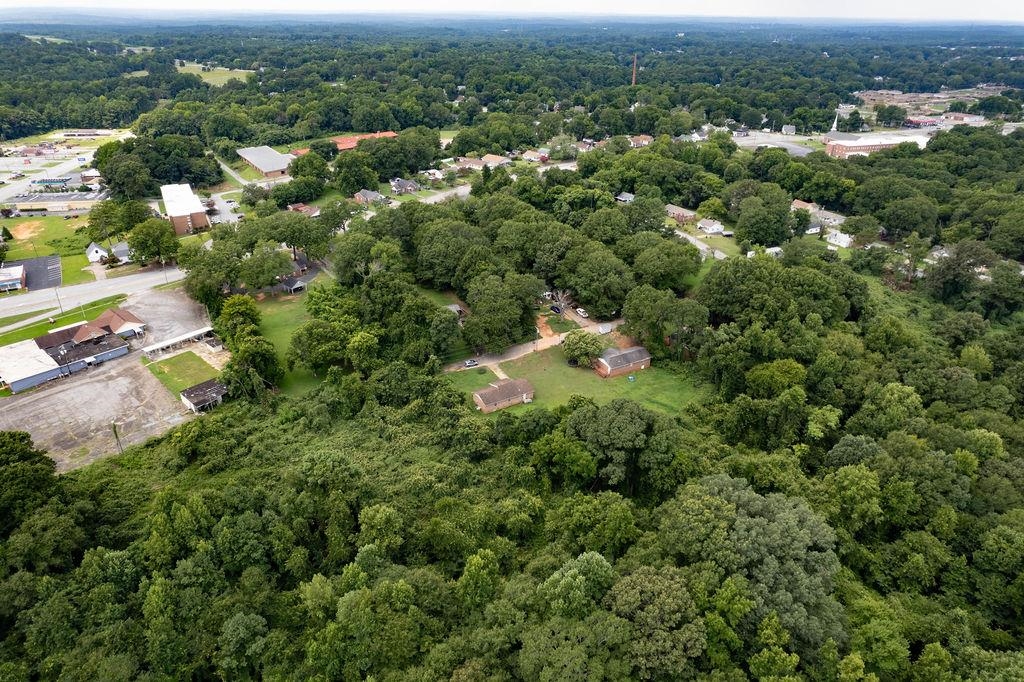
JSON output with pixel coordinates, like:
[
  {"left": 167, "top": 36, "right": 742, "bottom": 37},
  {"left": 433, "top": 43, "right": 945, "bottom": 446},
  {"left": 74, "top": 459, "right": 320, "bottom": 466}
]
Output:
[
  {"left": 23, "top": 34, "right": 71, "bottom": 43},
  {"left": 255, "top": 292, "right": 320, "bottom": 395},
  {"left": 0, "top": 294, "right": 126, "bottom": 346},
  {"left": 3, "top": 215, "right": 89, "bottom": 260},
  {"left": 176, "top": 62, "right": 254, "bottom": 86},
  {"left": 143, "top": 350, "right": 219, "bottom": 396},
  {"left": 448, "top": 366, "right": 499, "bottom": 396},
  {"left": 493, "top": 346, "right": 707, "bottom": 415},
  {"left": 3, "top": 215, "right": 95, "bottom": 284}
]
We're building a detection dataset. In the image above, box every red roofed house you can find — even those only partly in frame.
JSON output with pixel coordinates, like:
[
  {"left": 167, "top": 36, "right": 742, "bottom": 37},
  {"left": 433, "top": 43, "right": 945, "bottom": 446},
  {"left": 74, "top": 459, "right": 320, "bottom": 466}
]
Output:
[{"left": 332, "top": 131, "right": 399, "bottom": 152}]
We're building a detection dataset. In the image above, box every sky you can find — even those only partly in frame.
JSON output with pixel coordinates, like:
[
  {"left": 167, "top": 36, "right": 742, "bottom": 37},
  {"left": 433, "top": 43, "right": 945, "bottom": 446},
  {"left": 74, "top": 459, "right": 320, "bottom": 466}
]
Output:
[{"left": 11, "top": 0, "right": 1024, "bottom": 23}]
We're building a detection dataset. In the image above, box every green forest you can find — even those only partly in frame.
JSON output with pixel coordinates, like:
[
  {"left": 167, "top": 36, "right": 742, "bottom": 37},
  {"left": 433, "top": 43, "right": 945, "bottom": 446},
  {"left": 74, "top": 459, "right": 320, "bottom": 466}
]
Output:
[{"left": 4, "top": 16, "right": 1024, "bottom": 681}]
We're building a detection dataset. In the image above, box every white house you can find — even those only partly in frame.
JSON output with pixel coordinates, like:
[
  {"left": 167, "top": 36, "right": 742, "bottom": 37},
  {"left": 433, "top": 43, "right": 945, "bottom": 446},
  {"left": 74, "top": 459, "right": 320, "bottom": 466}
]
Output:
[
  {"left": 826, "top": 230, "right": 854, "bottom": 249},
  {"left": 697, "top": 218, "right": 725, "bottom": 235},
  {"left": 85, "top": 242, "right": 108, "bottom": 263}
]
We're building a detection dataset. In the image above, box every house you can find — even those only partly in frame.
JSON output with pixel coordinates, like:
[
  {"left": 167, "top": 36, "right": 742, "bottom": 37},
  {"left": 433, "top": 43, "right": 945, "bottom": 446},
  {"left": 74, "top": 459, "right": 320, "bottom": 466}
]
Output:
[
  {"left": 390, "top": 178, "right": 421, "bottom": 195},
  {"left": 791, "top": 199, "right": 820, "bottom": 212},
  {"left": 665, "top": 204, "right": 697, "bottom": 224},
  {"left": 287, "top": 203, "right": 321, "bottom": 218},
  {"left": 330, "top": 131, "right": 398, "bottom": 152},
  {"left": 80, "top": 168, "right": 102, "bottom": 183},
  {"left": 353, "top": 189, "right": 385, "bottom": 205},
  {"left": 180, "top": 379, "right": 228, "bottom": 413},
  {"left": 472, "top": 378, "right": 535, "bottom": 413},
  {"left": 161, "top": 184, "right": 210, "bottom": 235},
  {"left": 781, "top": 124, "right": 797, "bottom": 135},
  {"left": 697, "top": 218, "right": 725, "bottom": 235},
  {"left": 594, "top": 346, "right": 651, "bottom": 378},
  {"left": 85, "top": 242, "right": 108, "bottom": 263},
  {"left": 0, "top": 264, "right": 25, "bottom": 291},
  {"left": 615, "top": 192, "right": 635, "bottom": 204},
  {"left": 522, "top": 149, "right": 549, "bottom": 163},
  {"left": 236, "top": 146, "right": 295, "bottom": 177},
  {"left": 481, "top": 154, "right": 512, "bottom": 168},
  {"left": 421, "top": 169, "right": 445, "bottom": 181},
  {"left": 87, "top": 241, "right": 131, "bottom": 265},
  {"left": 453, "top": 157, "right": 486, "bottom": 171},
  {"left": 92, "top": 307, "right": 146, "bottom": 337},
  {"left": 628, "top": 134, "right": 654, "bottom": 148},
  {"left": 825, "top": 230, "right": 854, "bottom": 248}
]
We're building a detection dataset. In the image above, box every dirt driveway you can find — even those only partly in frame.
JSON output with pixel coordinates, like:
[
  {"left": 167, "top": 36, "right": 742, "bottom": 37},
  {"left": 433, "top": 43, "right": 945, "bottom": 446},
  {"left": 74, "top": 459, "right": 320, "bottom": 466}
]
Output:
[{"left": 0, "top": 353, "right": 191, "bottom": 471}]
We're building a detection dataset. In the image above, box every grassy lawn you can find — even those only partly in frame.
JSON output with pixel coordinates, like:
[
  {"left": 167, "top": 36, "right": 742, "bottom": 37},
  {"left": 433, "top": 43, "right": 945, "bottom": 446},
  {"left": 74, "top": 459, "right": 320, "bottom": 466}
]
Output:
[
  {"left": 61, "top": 254, "right": 96, "bottom": 285},
  {"left": 448, "top": 366, "right": 500, "bottom": 401},
  {"left": 678, "top": 224, "right": 743, "bottom": 258},
  {"left": 0, "top": 307, "right": 56, "bottom": 328},
  {"left": 255, "top": 293, "right": 320, "bottom": 396},
  {"left": 222, "top": 158, "right": 264, "bottom": 182},
  {"left": 311, "top": 189, "right": 346, "bottom": 207},
  {"left": 542, "top": 310, "right": 578, "bottom": 333},
  {"left": 414, "top": 285, "right": 461, "bottom": 308},
  {"left": 0, "top": 294, "right": 126, "bottom": 346},
  {"left": 495, "top": 346, "right": 707, "bottom": 416},
  {"left": 143, "top": 351, "right": 219, "bottom": 396},
  {"left": 3, "top": 215, "right": 89, "bottom": 260},
  {"left": 176, "top": 62, "right": 254, "bottom": 86}
]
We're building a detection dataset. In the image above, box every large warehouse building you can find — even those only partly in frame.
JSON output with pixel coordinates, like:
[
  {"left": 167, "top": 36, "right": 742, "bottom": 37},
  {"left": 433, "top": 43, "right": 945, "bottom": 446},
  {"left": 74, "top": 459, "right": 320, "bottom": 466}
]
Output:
[
  {"left": 235, "top": 146, "right": 295, "bottom": 178},
  {"left": 0, "top": 308, "right": 144, "bottom": 393},
  {"left": 160, "top": 184, "right": 210, "bottom": 235}
]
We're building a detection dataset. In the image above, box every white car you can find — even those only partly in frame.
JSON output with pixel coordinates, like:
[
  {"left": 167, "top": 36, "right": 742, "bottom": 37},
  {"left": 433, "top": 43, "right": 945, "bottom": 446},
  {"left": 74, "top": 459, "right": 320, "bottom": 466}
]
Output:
[{"left": 576, "top": 308, "right": 589, "bottom": 318}]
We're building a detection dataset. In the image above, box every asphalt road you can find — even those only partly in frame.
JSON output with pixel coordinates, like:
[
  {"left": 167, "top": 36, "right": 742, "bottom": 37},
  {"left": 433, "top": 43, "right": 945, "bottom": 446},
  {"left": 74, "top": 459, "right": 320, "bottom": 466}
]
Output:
[{"left": 0, "top": 266, "right": 185, "bottom": 333}]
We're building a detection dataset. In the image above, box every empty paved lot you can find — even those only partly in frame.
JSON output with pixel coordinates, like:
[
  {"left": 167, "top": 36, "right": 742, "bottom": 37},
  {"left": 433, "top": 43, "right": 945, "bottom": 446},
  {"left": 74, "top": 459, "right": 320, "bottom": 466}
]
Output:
[
  {"left": 0, "top": 287, "right": 212, "bottom": 471},
  {"left": 0, "top": 353, "right": 191, "bottom": 471}
]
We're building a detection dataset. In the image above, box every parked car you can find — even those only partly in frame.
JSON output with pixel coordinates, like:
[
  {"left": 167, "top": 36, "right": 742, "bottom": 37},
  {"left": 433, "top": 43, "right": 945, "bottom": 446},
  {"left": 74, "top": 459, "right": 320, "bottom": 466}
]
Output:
[
  {"left": 550, "top": 305, "right": 562, "bottom": 314},
  {"left": 576, "top": 308, "right": 589, "bottom": 318},
  {"left": 542, "top": 291, "right": 553, "bottom": 300},
  {"left": 464, "top": 359, "right": 479, "bottom": 368}
]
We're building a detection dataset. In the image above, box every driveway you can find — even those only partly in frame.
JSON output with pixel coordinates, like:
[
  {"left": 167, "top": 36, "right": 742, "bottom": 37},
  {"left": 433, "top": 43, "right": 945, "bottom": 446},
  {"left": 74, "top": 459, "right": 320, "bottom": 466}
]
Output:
[
  {"left": 0, "top": 351, "right": 192, "bottom": 471},
  {"left": 445, "top": 317, "right": 623, "bottom": 373},
  {"left": 209, "top": 191, "right": 243, "bottom": 224}
]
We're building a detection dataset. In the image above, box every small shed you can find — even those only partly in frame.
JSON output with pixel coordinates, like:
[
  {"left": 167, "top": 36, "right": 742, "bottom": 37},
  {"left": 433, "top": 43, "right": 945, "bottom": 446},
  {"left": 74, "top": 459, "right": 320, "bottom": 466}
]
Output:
[
  {"left": 615, "top": 192, "right": 635, "bottom": 204},
  {"left": 180, "top": 379, "right": 228, "bottom": 413},
  {"left": 594, "top": 346, "right": 651, "bottom": 378},
  {"left": 472, "top": 378, "right": 534, "bottom": 413}
]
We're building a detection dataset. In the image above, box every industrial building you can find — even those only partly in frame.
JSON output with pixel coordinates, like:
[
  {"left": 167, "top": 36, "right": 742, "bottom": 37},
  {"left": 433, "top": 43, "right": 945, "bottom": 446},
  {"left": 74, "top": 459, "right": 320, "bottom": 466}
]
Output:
[
  {"left": 160, "top": 184, "right": 210, "bottom": 235},
  {"left": 0, "top": 308, "right": 143, "bottom": 393},
  {"left": 824, "top": 133, "right": 931, "bottom": 159},
  {"left": 235, "top": 146, "right": 295, "bottom": 177}
]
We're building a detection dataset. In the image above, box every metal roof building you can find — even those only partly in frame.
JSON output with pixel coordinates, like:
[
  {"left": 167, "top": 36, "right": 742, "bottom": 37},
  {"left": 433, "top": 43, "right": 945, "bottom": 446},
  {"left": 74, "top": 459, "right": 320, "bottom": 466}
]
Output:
[{"left": 236, "top": 146, "right": 295, "bottom": 177}]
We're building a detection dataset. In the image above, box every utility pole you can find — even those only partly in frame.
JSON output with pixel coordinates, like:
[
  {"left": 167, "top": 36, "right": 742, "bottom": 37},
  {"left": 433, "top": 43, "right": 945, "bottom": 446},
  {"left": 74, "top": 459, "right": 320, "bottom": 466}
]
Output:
[{"left": 111, "top": 422, "right": 124, "bottom": 455}]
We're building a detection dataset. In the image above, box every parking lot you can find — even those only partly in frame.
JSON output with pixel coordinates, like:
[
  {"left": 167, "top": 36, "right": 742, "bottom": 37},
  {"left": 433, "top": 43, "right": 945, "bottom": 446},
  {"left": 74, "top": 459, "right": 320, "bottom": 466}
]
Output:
[
  {"left": 5, "top": 255, "right": 61, "bottom": 289},
  {"left": 0, "top": 287, "right": 212, "bottom": 471}
]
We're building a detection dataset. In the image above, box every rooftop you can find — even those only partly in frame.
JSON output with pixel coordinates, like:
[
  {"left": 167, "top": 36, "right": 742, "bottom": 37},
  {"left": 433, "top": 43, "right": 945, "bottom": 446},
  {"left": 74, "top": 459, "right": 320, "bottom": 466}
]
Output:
[
  {"left": 598, "top": 346, "right": 652, "bottom": 370},
  {"left": 0, "top": 264, "right": 24, "bottom": 282},
  {"left": 236, "top": 146, "right": 295, "bottom": 173},
  {"left": 473, "top": 378, "right": 534, "bottom": 406},
  {"left": 160, "top": 184, "right": 206, "bottom": 217},
  {"left": 181, "top": 379, "right": 228, "bottom": 407},
  {"left": 0, "top": 339, "right": 59, "bottom": 385}
]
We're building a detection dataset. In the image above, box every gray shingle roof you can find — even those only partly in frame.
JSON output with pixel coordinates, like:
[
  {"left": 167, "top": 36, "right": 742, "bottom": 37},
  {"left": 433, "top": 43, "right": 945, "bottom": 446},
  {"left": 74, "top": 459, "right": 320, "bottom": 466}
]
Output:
[
  {"left": 473, "top": 378, "right": 533, "bottom": 406},
  {"left": 598, "top": 346, "right": 651, "bottom": 370}
]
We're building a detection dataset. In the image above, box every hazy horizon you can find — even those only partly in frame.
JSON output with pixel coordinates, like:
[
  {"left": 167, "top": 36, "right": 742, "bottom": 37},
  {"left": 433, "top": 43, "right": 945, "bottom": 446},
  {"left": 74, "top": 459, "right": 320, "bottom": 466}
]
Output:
[{"left": 2, "top": 0, "right": 1023, "bottom": 24}]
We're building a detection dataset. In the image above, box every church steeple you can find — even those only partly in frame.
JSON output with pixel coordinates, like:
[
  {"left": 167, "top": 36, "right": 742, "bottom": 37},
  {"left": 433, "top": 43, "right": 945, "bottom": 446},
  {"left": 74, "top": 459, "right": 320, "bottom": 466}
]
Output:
[{"left": 831, "top": 112, "right": 840, "bottom": 132}]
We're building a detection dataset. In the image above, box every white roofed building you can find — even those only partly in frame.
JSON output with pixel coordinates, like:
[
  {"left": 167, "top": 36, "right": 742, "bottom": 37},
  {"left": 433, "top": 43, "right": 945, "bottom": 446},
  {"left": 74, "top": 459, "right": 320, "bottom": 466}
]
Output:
[{"left": 160, "top": 184, "right": 210, "bottom": 235}]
